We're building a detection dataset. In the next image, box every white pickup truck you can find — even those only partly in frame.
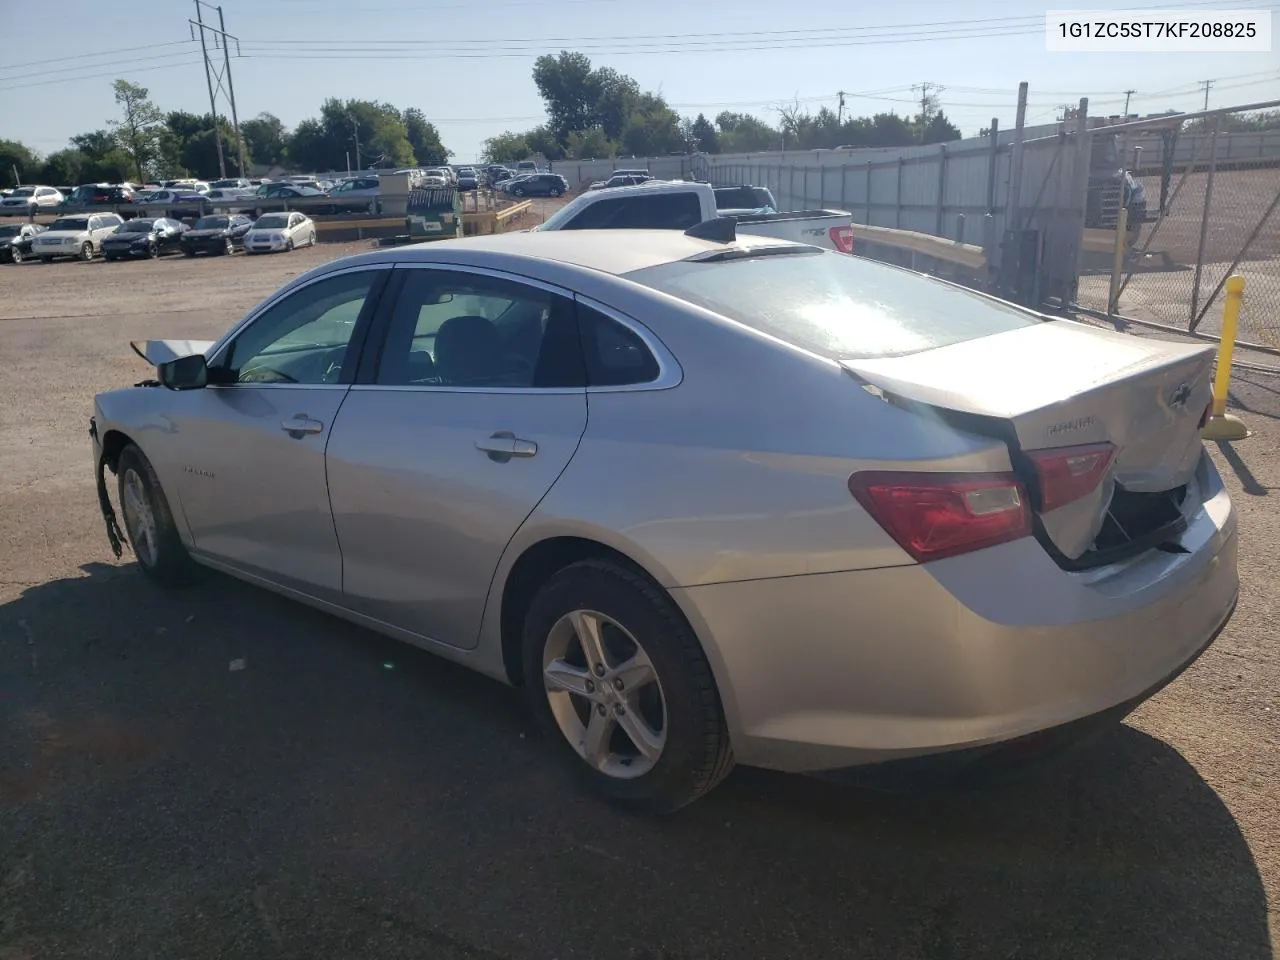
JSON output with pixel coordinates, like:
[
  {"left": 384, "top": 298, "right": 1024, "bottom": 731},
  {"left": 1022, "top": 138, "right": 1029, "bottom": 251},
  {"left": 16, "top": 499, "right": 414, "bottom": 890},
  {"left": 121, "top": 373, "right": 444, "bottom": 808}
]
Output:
[{"left": 534, "top": 180, "right": 855, "bottom": 253}]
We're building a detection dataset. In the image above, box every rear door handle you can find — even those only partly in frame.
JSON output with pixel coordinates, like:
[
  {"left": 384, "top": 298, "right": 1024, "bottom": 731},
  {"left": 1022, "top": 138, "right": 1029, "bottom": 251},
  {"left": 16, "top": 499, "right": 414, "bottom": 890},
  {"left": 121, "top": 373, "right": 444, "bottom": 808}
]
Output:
[
  {"left": 476, "top": 431, "right": 537, "bottom": 462},
  {"left": 281, "top": 415, "right": 324, "bottom": 437}
]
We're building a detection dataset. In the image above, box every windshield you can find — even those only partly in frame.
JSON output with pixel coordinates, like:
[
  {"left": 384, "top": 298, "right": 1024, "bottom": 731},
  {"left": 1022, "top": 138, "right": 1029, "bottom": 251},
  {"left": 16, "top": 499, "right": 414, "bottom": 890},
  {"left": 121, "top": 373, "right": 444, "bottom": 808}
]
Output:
[
  {"left": 626, "top": 251, "right": 1042, "bottom": 361},
  {"left": 0, "top": 225, "right": 21, "bottom": 237},
  {"left": 118, "top": 219, "right": 156, "bottom": 233},
  {"left": 254, "top": 215, "right": 289, "bottom": 229},
  {"left": 10, "top": 187, "right": 34, "bottom": 197},
  {"left": 49, "top": 218, "right": 90, "bottom": 232},
  {"left": 195, "top": 216, "right": 230, "bottom": 230}
]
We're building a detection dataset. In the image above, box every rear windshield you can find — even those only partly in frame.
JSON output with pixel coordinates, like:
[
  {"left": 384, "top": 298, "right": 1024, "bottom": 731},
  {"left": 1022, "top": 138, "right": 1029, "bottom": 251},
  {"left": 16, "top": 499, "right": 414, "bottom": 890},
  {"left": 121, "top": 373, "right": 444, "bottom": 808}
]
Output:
[
  {"left": 626, "top": 251, "right": 1042, "bottom": 360},
  {"left": 195, "top": 216, "right": 230, "bottom": 229},
  {"left": 255, "top": 214, "right": 289, "bottom": 229},
  {"left": 49, "top": 218, "right": 90, "bottom": 231},
  {"left": 0, "top": 225, "right": 20, "bottom": 237},
  {"left": 118, "top": 219, "right": 156, "bottom": 232},
  {"left": 715, "top": 187, "right": 773, "bottom": 209},
  {"left": 9, "top": 187, "right": 34, "bottom": 197}
]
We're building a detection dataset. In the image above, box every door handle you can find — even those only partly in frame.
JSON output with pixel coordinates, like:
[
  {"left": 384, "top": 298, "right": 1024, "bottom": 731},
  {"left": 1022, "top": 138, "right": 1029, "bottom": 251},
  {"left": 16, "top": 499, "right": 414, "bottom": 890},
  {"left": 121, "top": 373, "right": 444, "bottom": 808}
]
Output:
[
  {"left": 281, "top": 415, "right": 324, "bottom": 437},
  {"left": 476, "top": 431, "right": 537, "bottom": 462}
]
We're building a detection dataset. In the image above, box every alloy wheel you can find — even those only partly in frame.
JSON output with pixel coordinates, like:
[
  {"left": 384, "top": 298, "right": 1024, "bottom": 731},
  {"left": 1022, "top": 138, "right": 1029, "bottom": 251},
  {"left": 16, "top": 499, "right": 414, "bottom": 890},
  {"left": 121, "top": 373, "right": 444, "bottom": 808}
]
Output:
[
  {"left": 120, "top": 467, "right": 158, "bottom": 569},
  {"left": 542, "top": 609, "right": 668, "bottom": 779}
]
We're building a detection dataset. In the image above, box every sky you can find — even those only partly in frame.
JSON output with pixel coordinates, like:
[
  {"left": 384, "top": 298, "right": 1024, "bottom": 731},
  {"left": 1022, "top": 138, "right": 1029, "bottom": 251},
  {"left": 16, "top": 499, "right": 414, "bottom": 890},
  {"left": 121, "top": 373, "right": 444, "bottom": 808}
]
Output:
[{"left": 2, "top": 0, "right": 1277, "bottom": 164}]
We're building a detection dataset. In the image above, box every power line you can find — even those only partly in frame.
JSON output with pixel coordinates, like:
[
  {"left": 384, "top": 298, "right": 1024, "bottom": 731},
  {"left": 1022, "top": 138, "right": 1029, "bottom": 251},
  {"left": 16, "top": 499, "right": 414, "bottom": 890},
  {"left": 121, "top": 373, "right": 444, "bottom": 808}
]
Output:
[
  {"left": 0, "top": 50, "right": 202, "bottom": 84},
  {"left": 0, "top": 58, "right": 202, "bottom": 92},
  {"left": 0, "top": 40, "right": 197, "bottom": 73}
]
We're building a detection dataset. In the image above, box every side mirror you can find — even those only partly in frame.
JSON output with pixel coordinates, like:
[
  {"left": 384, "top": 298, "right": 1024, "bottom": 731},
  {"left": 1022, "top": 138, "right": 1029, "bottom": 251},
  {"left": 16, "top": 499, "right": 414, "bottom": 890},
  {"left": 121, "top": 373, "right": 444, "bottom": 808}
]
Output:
[{"left": 159, "top": 353, "right": 209, "bottom": 390}]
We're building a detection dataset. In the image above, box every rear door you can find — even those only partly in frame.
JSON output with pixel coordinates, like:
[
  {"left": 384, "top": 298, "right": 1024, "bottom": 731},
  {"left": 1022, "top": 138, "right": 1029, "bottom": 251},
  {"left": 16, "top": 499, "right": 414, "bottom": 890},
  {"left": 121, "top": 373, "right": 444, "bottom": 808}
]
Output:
[{"left": 325, "top": 264, "right": 589, "bottom": 649}]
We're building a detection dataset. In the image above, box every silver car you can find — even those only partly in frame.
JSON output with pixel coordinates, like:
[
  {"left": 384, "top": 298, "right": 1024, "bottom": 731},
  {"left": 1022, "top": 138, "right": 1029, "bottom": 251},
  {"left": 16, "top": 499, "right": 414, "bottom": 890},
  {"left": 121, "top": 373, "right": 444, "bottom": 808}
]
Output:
[{"left": 90, "top": 228, "right": 1239, "bottom": 812}]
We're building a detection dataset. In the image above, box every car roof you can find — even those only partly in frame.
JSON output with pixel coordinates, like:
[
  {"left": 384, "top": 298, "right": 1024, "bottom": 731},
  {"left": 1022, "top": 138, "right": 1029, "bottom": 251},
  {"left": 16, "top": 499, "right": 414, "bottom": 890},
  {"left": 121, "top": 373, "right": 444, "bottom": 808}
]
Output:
[{"left": 323, "top": 229, "right": 806, "bottom": 277}]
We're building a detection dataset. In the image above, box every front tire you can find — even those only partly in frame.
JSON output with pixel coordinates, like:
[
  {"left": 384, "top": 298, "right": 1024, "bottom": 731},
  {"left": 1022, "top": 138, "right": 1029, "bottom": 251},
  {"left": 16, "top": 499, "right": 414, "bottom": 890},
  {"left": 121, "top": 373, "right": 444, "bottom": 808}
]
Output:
[
  {"left": 522, "top": 560, "right": 734, "bottom": 813},
  {"left": 116, "top": 444, "right": 204, "bottom": 588},
  {"left": 285, "top": 237, "right": 294, "bottom": 252},
  {"left": 147, "top": 241, "right": 159, "bottom": 258},
  {"left": 223, "top": 237, "right": 234, "bottom": 255},
  {"left": 9, "top": 247, "right": 22, "bottom": 264},
  {"left": 513, "top": 187, "right": 525, "bottom": 197},
  {"left": 79, "top": 241, "right": 94, "bottom": 261}
]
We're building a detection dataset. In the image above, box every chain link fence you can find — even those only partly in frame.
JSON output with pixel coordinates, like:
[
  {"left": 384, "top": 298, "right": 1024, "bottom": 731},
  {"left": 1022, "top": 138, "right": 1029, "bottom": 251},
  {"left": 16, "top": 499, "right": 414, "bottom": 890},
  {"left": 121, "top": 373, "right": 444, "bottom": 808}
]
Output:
[{"left": 1075, "top": 106, "right": 1280, "bottom": 370}]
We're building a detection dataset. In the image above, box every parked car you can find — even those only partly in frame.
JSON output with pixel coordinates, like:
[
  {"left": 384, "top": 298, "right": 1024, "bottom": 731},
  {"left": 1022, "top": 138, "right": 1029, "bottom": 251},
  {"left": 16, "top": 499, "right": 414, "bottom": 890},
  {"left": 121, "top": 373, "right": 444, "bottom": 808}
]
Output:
[
  {"left": 242, "top": 211, "right": 316, "bottom": 253},
  {"left": 328, "top": 176, "right": 381, "bottom": 213},
  {"left": 180, "top": 214, "right": 254, "bottom": 256},
  {"left": 101, "top": 217, "right": 188, "bottom": 260},
  {"left": 31, "top": 212, "right": 123, "bottom": 261},
  {"left": 91, "top": 228, "right": 1238, "bottom": 814},
  {"left": 209, "top": 178, "right": 251, "bottom": 191},
  {"left": 456, "top": 171, "right": 478, "bottom": 191},
  {"left": 136, "top": 188, "right": 209, "bottom": 208},
  {"left": 206, "top": 187, "right": 256, "bottom": 203},
  {"left": 536, "top": 180, "right": 855, "bottom": 253},
  {"left": 1, "top": 185, "right": 64, "bottom": 215},
  {"left": 515, "top": 160, "right": 542, "bottom": 175},
  {"left": 506, "top": 173, "right": 568, "bottom": 198},
  {"left": 588, "top": 174, "right": 653, "bottom": 191},
  {"left": 0, "top": 222, "right": 45, "bottom": 263}
]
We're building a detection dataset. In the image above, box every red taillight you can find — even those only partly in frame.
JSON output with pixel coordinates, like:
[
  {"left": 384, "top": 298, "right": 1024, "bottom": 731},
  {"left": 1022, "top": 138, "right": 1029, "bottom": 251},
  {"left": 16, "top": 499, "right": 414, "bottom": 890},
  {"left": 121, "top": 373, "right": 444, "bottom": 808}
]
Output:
[
  {"left": 1025, "top": 442, "right": 1115, "bottom": 513},
  {"left": 829, "top": 225, "right": 854, "bottom": 254},
  {"left": 848, "top": 471, "right": 1031, "bottom": 562}
]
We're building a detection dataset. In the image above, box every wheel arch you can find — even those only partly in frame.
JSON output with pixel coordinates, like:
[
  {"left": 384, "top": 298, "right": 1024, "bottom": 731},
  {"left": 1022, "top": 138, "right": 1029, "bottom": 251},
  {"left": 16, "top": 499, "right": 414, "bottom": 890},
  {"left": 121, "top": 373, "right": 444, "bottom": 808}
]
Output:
[{"left": 496, "top": 534, "right": 690, "bottom": 689}]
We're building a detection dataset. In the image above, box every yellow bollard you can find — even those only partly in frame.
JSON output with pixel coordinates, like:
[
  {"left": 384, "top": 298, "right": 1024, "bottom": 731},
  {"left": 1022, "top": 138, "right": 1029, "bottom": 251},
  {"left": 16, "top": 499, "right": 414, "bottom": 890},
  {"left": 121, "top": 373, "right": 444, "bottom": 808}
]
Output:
[{"left": 1201, "top": 274, "right": 1251, "bottom": 441}]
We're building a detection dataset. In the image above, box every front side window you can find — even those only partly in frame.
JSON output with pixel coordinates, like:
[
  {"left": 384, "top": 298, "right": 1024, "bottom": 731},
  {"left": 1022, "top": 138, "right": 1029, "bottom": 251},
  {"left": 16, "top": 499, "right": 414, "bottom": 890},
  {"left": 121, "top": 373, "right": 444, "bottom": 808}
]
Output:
[
  {"left": 376, "top": 270, "right": 582, "bottom": 389},
  {"left": 224, "top": 271, "right": 381, "bottom": 385}
]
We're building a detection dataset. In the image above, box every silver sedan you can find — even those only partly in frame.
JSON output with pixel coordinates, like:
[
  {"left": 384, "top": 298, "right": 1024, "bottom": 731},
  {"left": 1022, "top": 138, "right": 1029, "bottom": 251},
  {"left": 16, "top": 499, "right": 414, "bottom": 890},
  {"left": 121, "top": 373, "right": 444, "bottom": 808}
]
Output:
[{"left": 90, "top": 227, "right": 1238, "bottom": 812}]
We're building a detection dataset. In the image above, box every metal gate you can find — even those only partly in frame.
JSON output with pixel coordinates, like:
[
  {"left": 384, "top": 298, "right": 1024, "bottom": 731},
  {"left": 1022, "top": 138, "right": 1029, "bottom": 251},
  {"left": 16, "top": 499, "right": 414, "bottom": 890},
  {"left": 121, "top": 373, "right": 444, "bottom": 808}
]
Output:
[{"left": 1075, "top": 100, "right": 1280, "bottom": 369}]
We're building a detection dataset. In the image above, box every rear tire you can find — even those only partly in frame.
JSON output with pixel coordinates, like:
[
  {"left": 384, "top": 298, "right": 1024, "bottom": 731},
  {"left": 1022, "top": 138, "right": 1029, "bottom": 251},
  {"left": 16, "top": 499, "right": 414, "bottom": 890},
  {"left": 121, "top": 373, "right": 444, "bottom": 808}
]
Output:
[
  {"left": 40, "top": 257, "right": 53, "bottom": 264},
  {"left": 521, "top": 560, "right": 734, "bottom": 814},
  {"left": 115, "top": 444, "right": 205, "bottom": 588}
]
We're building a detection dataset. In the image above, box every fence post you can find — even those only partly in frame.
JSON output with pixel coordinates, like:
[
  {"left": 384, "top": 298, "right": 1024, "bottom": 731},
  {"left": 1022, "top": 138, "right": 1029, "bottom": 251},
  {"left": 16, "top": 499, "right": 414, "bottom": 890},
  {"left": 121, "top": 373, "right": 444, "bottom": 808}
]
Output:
[
  {"left": 1107, "top": 204, "right": 1128, "bottom": 314},
  {"left": 803, "top": 167, "right": 810, "bottom": 208},
  {"left": 840, "top": 165, "right": 848, "bottom": 214},
  {"left": 895, "top": 157, "right": 904, "bottom": 228},
  {"left": 789, "top": 166, "right": 797, "bottom": 209},
  {"left": 1201, "top": 275, "right": 1250, "bottom": 440},
  {"left": 865, "top": 161, "right": 872, "bottom": 225},
  {"left": 1068, "top": 97, "right": 1092, "bottom": 306},
  {"left": 1008, "top": 81, "right": 1029, "bottom": 235},
  {"left": 819, "top": 166, "right": 825, "bottom": 208},
  {"left": 1189, "top": 115, "right": 1223, "bottom": 329},
  {"left": 935, "top": 146, "right": 948, "bottom": 236}
]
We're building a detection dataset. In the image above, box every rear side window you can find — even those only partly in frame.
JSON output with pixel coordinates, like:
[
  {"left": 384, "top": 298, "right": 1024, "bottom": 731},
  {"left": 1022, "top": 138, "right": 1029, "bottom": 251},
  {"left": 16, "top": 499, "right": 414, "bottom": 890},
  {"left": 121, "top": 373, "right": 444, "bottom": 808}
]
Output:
[
  {"left": 625, "top": 252, "right": 1041, "bottom": 361},
  {"left": 577, "top": 305, "right": 660, "bottom": 387}
]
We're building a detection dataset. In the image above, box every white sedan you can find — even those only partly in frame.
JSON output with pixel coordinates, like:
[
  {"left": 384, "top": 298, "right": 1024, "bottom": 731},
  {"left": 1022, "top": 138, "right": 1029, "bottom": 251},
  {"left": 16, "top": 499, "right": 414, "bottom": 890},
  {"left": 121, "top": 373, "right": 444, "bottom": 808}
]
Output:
[{"left": 243, "top": 212, "right": 317, "bottom": 254}]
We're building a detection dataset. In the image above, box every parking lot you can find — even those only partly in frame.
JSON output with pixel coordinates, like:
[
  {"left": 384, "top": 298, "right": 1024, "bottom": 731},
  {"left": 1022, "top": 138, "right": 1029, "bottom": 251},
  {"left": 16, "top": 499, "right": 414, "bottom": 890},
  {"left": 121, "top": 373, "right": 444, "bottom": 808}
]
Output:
[{"left": 1, "top": 242, "right": 1278, "bottom": 959}]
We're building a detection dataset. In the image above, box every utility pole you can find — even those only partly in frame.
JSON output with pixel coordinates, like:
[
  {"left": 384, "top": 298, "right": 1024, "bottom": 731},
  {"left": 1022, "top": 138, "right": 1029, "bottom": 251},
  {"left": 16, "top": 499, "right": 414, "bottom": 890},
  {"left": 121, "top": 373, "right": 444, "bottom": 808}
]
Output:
[
  {"left": 189, "top": 2, "right": 246, "bottom": 179},
  {"left": 217, "top": 5, "right": 247, "bottom": 177},
  {"left": 911, "top": 82, "right": 943, "bottom": 122},
  {"left": 1199, "top": 79, "right": 1214, "bottom": 110},
  {"left": 1122, "top": 89, "right": 1135, "bottom": 116},
  {"left": 837, "top": 90, "right": 847, "bottom": 125},
  {"left": 192, "top": 2, "right": 225, "bottom": 179}
]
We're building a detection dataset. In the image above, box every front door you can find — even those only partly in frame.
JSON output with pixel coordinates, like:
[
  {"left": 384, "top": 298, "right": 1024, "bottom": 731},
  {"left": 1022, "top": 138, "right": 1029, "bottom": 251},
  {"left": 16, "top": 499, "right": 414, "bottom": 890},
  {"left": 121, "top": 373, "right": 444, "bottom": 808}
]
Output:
[
  {"left": 170, "top": 267, "right": 387, "bottom": 599},
  {"left": 325, "top": 265, "right": 588, "bottom": 648}
]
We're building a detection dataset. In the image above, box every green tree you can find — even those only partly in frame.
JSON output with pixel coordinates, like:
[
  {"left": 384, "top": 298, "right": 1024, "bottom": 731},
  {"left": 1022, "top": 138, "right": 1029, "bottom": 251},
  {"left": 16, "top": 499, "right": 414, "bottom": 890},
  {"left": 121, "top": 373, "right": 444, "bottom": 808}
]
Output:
[
  {"left": 918, "top": 110, "right": 962, "bottom": 145},
  {"left": 690, "top": 113, "right": 718, "bottom": 153},
  {"left": 620, "top": 96, "right": 684, "bottom": 157},
  {"left": 565, "top": 126, "right": 615, "bottom": 159},
  {"left": 109, "top": 79, "right": 164, "bottom": 181},
  {"left": 481, "top": 131, "right": 531, "bottom": 163},
  {"left": 715, "top": 112, "right": 781, "bottom": 153},
  {"left": 240, "top": 112, "right": 288, "bottom": 167},
  {"left": 532, "top": 51, "right": 601, "bottom": 143},
  {"left": 523, "top": 125, "right": 565, "bottom": 161},
  {"left": 39, "top": 149, "right": 86, "bottom": 185},
  {"left": 68, "top": 129, "right": 134, "bottom": 182},
  {"left": 0, "top": 139, "right": 41, "bottom": 188},
  {"left": 402, "top": 108, "right": 451, "bottom": 165},
  {"left": 288, "top": 99, "right": 418, "bottom": 172}
]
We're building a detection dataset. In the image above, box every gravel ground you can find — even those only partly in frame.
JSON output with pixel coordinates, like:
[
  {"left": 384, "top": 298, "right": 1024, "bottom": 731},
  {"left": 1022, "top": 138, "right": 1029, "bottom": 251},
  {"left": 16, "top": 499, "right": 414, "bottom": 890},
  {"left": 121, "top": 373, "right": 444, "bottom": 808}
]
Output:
[{"left": 1, "top": 245, "right": 1277, "bottom": 960}]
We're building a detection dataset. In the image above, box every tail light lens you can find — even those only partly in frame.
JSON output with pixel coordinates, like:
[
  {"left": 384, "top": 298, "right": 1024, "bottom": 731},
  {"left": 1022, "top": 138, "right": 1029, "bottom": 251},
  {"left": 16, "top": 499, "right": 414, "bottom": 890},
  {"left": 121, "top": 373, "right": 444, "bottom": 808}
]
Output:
[
  {"left": 1025, "top": 442, "right": 1115, "bottom": 513},
  {"left": 829, "top": 225, "right": 855, "bottom": 254},
  {"left": 848, "top": 471, "right": 1031, "bottom": 562}
]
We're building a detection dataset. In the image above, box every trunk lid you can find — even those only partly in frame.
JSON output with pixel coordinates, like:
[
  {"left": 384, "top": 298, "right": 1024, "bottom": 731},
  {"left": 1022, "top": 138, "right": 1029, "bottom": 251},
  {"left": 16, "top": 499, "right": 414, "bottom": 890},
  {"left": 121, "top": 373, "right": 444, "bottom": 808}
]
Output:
[{"left": 842, "top": 320, "right": 1215, "bottom": 561}]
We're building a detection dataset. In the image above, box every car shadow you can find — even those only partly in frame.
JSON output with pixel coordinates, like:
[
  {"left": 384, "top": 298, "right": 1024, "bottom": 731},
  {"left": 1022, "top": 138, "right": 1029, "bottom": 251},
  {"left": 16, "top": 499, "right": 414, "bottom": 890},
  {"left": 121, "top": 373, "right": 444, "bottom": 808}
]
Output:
[{"left": 0, "top": 563, "right": 1271, "bottom": 960}]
